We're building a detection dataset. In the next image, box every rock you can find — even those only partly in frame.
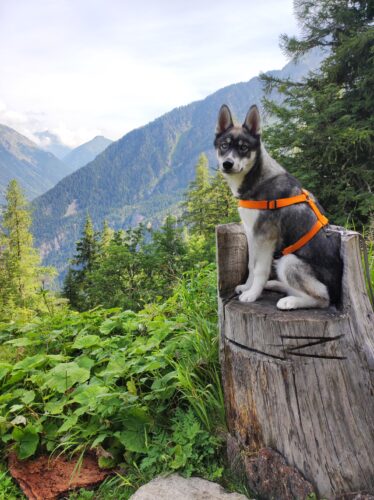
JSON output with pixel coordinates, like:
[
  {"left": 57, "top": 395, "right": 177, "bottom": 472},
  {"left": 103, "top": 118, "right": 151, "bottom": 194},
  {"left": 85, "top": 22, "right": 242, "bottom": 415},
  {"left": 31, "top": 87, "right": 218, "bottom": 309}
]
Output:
[{"left": 129, "top": 474, "right": 251, "bottom": 500}]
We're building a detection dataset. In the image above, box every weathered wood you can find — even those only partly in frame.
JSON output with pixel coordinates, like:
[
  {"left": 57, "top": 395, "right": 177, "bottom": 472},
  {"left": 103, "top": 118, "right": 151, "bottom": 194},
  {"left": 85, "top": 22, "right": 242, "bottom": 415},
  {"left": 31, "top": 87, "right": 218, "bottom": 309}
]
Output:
[{"left": 216, "top": 223, "right": 374, "bottom": 499}]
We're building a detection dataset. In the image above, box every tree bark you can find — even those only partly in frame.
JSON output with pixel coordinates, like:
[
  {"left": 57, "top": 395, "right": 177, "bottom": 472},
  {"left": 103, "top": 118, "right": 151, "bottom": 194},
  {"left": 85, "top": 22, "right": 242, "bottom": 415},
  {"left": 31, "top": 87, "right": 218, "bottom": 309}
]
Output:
[{"left": 217, "top": 223, "right": 374, "bottom": 499}]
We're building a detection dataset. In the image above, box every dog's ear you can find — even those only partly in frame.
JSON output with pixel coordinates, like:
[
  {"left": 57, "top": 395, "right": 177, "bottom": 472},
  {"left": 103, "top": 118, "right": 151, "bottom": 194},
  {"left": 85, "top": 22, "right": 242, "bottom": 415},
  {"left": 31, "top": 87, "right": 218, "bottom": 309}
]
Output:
[
  {"left": 243, "top": 105, "right": 261, "bottom": 136},
  {"left": 216, "top": 105, "right": 233, "bottom": 135}
]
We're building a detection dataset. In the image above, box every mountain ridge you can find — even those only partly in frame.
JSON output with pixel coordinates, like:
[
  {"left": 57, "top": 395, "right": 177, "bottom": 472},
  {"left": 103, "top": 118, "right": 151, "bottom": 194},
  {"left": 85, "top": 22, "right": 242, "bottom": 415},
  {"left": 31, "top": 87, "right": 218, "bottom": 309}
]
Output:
[
  {"left": 0, "top": 124, "right": 75, "bottom": 203},
  {"left": 63, "top": 135, "right": 113, "bottom": 171},
  {"left": 32, "top": 50, "right": 324, "bottom": 273}
]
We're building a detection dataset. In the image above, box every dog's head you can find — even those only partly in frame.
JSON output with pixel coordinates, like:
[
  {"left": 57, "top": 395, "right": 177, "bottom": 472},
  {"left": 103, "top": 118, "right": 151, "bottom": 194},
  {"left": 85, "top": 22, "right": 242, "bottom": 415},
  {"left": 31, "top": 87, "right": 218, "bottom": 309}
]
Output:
[{"left": 214, "top": 104, "right": 261, "bottom": 176}]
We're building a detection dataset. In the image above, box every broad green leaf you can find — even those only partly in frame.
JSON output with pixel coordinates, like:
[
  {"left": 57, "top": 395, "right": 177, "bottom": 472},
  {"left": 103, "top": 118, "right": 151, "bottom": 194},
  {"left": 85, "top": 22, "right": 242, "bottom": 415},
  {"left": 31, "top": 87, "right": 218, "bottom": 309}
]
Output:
[
  {"left": 46, "top": 354, "right": 70, "bottom": 363},
  {"left": 114, "top": 408, "right": 151, "bottom": 453},
  {"left": 99, "top": 319, "right": 118, "bottom": 335},
  {"left": 115, "top": 429, "right": 147, "bottom": 453},
  {"left": 0, "top": 393, "right": 14, "bottom": 404},
  {"left": 58, "top": 414, "right": 78, "bottom": 433},
  {"left": 45, "top": 400, "right": 66, "bottom": 415},
  {"left": 5, "top": 337, "right": 37, "bottom": 347},
  {"left": 13, "top": 354, "right": 47, "bottom": 371},
  {"left": 21, "top": 390, "right": 35, "bottom": 405},
  {"left": 12, "top": 424, "right": 39, "bottom": 459},
  {"left": 76, "top": 356, "right": 95, "bottom": 370},
  {"left": 90, "top": 433, "right": 107, "bottom": 448},
  {"left": 72, "top": 335, "right": 101, "bottom": 349},
  {"left": 0, "top": 363, "right": 13, "bottom": 381},
  {"left": 9, "top": 404, "right": 24, "bottom": 413},
  {"left": 134, "top": 359, "right": 166, "bottom": 374},
  {"left": 72, "top": 385, "right": 108, "bottom": 406},
  {"left": 43, "top": 362, "right": 90, "bottom": 393}
]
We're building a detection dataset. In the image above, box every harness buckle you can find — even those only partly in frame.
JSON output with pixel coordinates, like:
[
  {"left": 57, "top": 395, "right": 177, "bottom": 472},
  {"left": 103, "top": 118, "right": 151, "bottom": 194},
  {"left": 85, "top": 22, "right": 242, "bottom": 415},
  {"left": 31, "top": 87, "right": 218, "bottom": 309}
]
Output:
[
  {"left": 302, "top": 189, "right": 310, "bottom": 202},
  {"left": 267, "top": 200, "right": 277, "bottom": 209}
]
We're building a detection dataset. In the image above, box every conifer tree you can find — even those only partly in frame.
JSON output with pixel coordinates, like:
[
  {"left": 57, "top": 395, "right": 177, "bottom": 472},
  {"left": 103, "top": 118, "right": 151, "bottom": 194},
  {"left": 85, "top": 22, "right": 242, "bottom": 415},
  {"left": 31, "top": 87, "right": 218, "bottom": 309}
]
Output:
[
  {"left": 63, "top": 214, "right": 100, "bottom": 310},
  {"left": 262, "top": 0, "right": 374, "bottom": 227},
  {"left": 73, "top": 215, "right": 99, "bottom": 271},
  {"left": 0, "top": 180, "right": 42, "bottom": 310},
  {"left": 183, "top": 154, "right": 211, "bottom": 236},
  {"left": 99, "top": 220, "right": 114, "bottom": 258},
  {"left": 183, "top": 154, "right": 238, "bottom": 241}
]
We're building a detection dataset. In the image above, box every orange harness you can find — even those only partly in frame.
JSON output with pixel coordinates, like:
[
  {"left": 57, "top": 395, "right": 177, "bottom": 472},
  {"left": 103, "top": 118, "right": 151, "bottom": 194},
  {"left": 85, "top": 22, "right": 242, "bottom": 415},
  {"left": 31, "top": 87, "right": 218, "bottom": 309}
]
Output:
[{"left": 238, "top": 189, "right": 329, "bottom": 255}]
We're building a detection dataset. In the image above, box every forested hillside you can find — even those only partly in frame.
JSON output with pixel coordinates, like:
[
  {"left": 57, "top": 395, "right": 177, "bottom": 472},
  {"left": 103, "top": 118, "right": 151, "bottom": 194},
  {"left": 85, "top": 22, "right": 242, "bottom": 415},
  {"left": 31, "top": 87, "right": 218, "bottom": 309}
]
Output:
[
  {"left": 63, "top": 135, "right": 113, "bottom": 170},
  {"left": 0, "top": 125, "right": 74, "bottom": 203},
  {"left": 32, "top": 51, "right": 322, "bottom": 274}
]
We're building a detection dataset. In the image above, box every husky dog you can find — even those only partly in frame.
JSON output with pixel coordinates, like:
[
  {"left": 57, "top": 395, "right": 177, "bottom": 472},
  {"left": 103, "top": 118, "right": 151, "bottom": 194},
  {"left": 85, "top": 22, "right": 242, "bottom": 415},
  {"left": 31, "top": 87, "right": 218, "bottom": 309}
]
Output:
[{"left": 214, "top": 104, "right": 342, "bottom": 310}]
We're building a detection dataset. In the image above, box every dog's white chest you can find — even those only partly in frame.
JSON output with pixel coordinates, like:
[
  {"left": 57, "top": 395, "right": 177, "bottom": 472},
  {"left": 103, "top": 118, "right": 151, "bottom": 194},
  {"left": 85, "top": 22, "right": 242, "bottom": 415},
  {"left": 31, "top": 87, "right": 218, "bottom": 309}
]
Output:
[{"left": 239, "top": 207, "right": 259, "bottom": 236}]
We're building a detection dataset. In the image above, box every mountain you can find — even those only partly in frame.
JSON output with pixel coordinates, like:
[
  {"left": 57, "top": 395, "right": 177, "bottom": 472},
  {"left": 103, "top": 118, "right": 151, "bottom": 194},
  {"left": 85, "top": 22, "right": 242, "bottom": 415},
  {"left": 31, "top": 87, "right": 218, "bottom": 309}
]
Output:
[
  {"left": 34, "top": 130, "right": 73, "bottom": 159},
  {"left": 0, "top": 125, "right": 75, "bottom": 203},
  {"left": 63, "top": 136, "right": 113, "bottom": 171},
  {"left": 32, "top": 50, "right": 324, "bottom": 274}
]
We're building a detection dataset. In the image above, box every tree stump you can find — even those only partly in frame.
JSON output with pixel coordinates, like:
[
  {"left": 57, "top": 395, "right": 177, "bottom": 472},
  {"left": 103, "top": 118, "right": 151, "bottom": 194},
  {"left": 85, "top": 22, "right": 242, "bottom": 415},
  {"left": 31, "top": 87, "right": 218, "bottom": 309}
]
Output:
[{"left": 217, "top": 223, "right": 374, "bottom": 499}]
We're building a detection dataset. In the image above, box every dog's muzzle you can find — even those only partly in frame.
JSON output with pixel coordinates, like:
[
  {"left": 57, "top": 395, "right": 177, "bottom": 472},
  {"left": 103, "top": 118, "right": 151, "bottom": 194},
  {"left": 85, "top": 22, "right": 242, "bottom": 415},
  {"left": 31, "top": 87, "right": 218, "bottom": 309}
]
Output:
[{"left": 223, "top": 160, "right": 234, "bottom": 172}]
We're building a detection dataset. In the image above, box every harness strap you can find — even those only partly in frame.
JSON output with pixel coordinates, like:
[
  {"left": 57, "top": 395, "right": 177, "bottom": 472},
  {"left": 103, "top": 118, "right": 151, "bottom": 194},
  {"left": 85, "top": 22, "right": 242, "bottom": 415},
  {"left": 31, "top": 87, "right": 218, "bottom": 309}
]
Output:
[{"left": 238, "top": 189, "right": 329, "bottom": 255}]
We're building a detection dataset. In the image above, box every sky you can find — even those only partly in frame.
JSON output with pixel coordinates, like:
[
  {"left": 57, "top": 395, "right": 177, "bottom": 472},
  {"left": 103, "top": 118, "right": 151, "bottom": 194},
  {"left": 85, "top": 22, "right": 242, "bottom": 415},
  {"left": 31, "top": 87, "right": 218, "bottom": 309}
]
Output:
[{"left": 0, "top": 0, "right": 299, "bottom": 148}]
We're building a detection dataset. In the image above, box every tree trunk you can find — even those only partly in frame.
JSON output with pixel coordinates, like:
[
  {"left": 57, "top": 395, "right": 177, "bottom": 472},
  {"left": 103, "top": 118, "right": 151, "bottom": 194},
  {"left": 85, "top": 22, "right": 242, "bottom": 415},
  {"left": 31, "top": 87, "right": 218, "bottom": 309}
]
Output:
[{"left": 217, "top": 223, "right": 374, "bottom": 499}]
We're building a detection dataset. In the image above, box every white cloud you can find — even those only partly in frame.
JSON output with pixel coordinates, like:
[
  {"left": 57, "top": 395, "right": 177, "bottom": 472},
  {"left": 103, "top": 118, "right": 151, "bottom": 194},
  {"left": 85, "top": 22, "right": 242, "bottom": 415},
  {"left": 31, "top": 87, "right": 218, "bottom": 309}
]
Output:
[{"left": 0, "top": 0, "right": 298, "bottom": 146}]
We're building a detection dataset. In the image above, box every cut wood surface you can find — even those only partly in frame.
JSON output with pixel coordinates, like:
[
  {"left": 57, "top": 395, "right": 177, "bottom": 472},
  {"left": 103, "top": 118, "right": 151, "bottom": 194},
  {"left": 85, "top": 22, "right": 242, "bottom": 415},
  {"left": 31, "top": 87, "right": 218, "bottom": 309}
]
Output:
[{"left": 217, "top": 223, "right": 374, "bottom": 499}]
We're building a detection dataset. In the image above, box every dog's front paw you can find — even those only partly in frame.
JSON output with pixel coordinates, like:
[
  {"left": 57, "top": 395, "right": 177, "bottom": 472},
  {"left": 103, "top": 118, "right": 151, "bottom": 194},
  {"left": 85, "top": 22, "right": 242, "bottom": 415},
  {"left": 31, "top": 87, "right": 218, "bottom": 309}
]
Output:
[
  {"left": 239, "top": 289, "right": 260, "bottom": 303},
  {"left": 277, "top": 296, "right": 299, "bottom": 310},
  {"left": 235, "top": 283, "right": 250, "bottom": 294}
]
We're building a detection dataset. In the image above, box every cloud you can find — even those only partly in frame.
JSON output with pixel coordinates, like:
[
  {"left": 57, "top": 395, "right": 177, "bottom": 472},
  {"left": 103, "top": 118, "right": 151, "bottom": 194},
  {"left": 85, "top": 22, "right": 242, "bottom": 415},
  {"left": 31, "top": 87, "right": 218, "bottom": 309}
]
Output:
[{"left": 0, "top": 0, "right": 298, "bottom": 146}]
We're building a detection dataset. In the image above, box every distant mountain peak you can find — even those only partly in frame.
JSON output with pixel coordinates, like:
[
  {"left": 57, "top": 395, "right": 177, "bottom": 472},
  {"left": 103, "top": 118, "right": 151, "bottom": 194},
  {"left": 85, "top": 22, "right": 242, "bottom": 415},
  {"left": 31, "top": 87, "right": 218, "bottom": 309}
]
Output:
[
  {"left": 62, "top": 135, "right": 113, "bottom": 171},
  {"left": 0, "top": 124, "right": 76, "bottom": 203}
]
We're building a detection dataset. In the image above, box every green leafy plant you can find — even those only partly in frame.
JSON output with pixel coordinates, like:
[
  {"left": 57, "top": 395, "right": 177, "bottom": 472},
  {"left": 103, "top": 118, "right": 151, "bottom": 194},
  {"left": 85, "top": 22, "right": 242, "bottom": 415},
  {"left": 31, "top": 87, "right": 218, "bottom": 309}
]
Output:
[{"left": 0, "top": 265, "right": 225, "bottom": 491}]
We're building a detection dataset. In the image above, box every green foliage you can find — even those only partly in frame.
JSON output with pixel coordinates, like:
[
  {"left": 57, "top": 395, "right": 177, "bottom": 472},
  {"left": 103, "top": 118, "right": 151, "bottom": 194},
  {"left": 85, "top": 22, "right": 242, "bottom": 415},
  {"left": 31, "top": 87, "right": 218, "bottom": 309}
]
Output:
[
  {"left": 0, "top": 180, "right": 57, "bottom": 320},
  {"left": 0, "top": 265, "right": 224, "bottom": 487},
  {"left": 63, "top": 216, "right": 201, "bottom": 311},
  {"left": 262, "top": 0, "right": 374, "bottom": 227},
  {"left": 0, "top": 465, "right": 25, "bottom": 499},
  {"left": 182, "top": 154, "right": 239, "bottom": 255}
]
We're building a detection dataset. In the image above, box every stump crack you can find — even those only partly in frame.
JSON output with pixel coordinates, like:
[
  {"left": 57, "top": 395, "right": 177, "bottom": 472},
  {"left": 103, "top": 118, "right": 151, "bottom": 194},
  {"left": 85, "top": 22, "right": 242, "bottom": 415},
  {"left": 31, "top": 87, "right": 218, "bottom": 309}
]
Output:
[
  {"left": 286, "top": 352, "right": 346, "bottom": 360},
  {"left": 226, "top": 337, "right": 286, "bottom": 360},
  {"left": 281, "top": 334, "right": 345, "bottom": 359}
]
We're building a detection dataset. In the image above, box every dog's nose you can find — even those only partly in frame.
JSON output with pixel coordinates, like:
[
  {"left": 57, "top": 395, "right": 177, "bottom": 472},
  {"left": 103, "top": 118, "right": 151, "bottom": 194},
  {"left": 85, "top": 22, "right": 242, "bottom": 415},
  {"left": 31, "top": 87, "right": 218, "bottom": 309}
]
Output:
[{"left": 223, "top": 160, "right": 234, "bottom": 171}]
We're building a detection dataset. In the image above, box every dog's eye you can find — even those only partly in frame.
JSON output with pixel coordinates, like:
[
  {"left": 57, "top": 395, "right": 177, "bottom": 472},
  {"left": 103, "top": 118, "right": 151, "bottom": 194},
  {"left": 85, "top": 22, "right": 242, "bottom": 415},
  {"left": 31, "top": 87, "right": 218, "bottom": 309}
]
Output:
[
  {"left": 240, "top": 144, "right": 249, "bottom": 152},
  {"left": 220, "top": 142, "right": 229, "bottom": 151}
]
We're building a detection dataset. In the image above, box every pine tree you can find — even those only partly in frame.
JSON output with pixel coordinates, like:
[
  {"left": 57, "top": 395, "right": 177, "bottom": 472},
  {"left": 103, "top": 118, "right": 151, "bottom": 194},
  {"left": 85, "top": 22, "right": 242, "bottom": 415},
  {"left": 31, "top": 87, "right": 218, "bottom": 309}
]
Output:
[
  {"left": 183, "top": 154, "right": 239, "bottom": 241},
  {"left": 73, "top": 215, "right": 99, "bottom": 271},
  {"left": 63, "top": 214, "right": 100, "bottom": 310},
  {"left": 261, "top": 0, "right": 374, "bottom": 227},
  {"left": 183, "top": 154, "right": 211, "bottom": 236},
  {"left": 99, "top": 220, "right": 114, "bottom": 258},
  {"left": 0, "top": 180, "right": 42, "bottom": 310}
]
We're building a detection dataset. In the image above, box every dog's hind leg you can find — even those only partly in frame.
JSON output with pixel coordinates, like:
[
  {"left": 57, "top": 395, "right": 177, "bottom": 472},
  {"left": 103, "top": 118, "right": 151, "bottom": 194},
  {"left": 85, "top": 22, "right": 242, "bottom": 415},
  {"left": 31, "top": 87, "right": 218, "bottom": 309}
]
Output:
[
  {"left": 275, "top": 254, "right": 329, "bottom": 310},
  {"left": 265, "top": 280, "right": 291, "bottom": 294}
]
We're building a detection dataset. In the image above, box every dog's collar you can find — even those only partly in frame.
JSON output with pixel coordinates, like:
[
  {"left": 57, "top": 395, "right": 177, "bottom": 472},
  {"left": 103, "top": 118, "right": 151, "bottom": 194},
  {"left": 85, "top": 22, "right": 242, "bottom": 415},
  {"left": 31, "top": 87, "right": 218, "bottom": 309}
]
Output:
[{"left": 238, "top": 189, "right": 329, "bottom": 255}]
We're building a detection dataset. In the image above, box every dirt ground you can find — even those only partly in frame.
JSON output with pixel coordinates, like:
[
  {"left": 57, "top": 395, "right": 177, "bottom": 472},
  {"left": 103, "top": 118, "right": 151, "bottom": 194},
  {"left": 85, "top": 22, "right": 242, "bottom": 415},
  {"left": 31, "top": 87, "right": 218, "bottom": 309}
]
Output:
[{"left": 8, "top": 452, "right": 112, "bottom": 500}]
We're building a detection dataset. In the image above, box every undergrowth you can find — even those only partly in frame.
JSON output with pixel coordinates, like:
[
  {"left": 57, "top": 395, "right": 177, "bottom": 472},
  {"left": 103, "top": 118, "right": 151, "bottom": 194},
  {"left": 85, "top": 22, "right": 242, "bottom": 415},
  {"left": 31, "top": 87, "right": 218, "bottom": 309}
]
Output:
[{"left": 0, "top": 264, "right": 232, "bottom": 498}]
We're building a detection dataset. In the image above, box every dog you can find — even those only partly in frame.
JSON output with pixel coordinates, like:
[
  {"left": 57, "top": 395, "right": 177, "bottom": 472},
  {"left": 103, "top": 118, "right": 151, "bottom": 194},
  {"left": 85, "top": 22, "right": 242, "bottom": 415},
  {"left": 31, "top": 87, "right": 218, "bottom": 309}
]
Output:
[{"left": 214, "top": 104, "right": 342, "bottom": 310}]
